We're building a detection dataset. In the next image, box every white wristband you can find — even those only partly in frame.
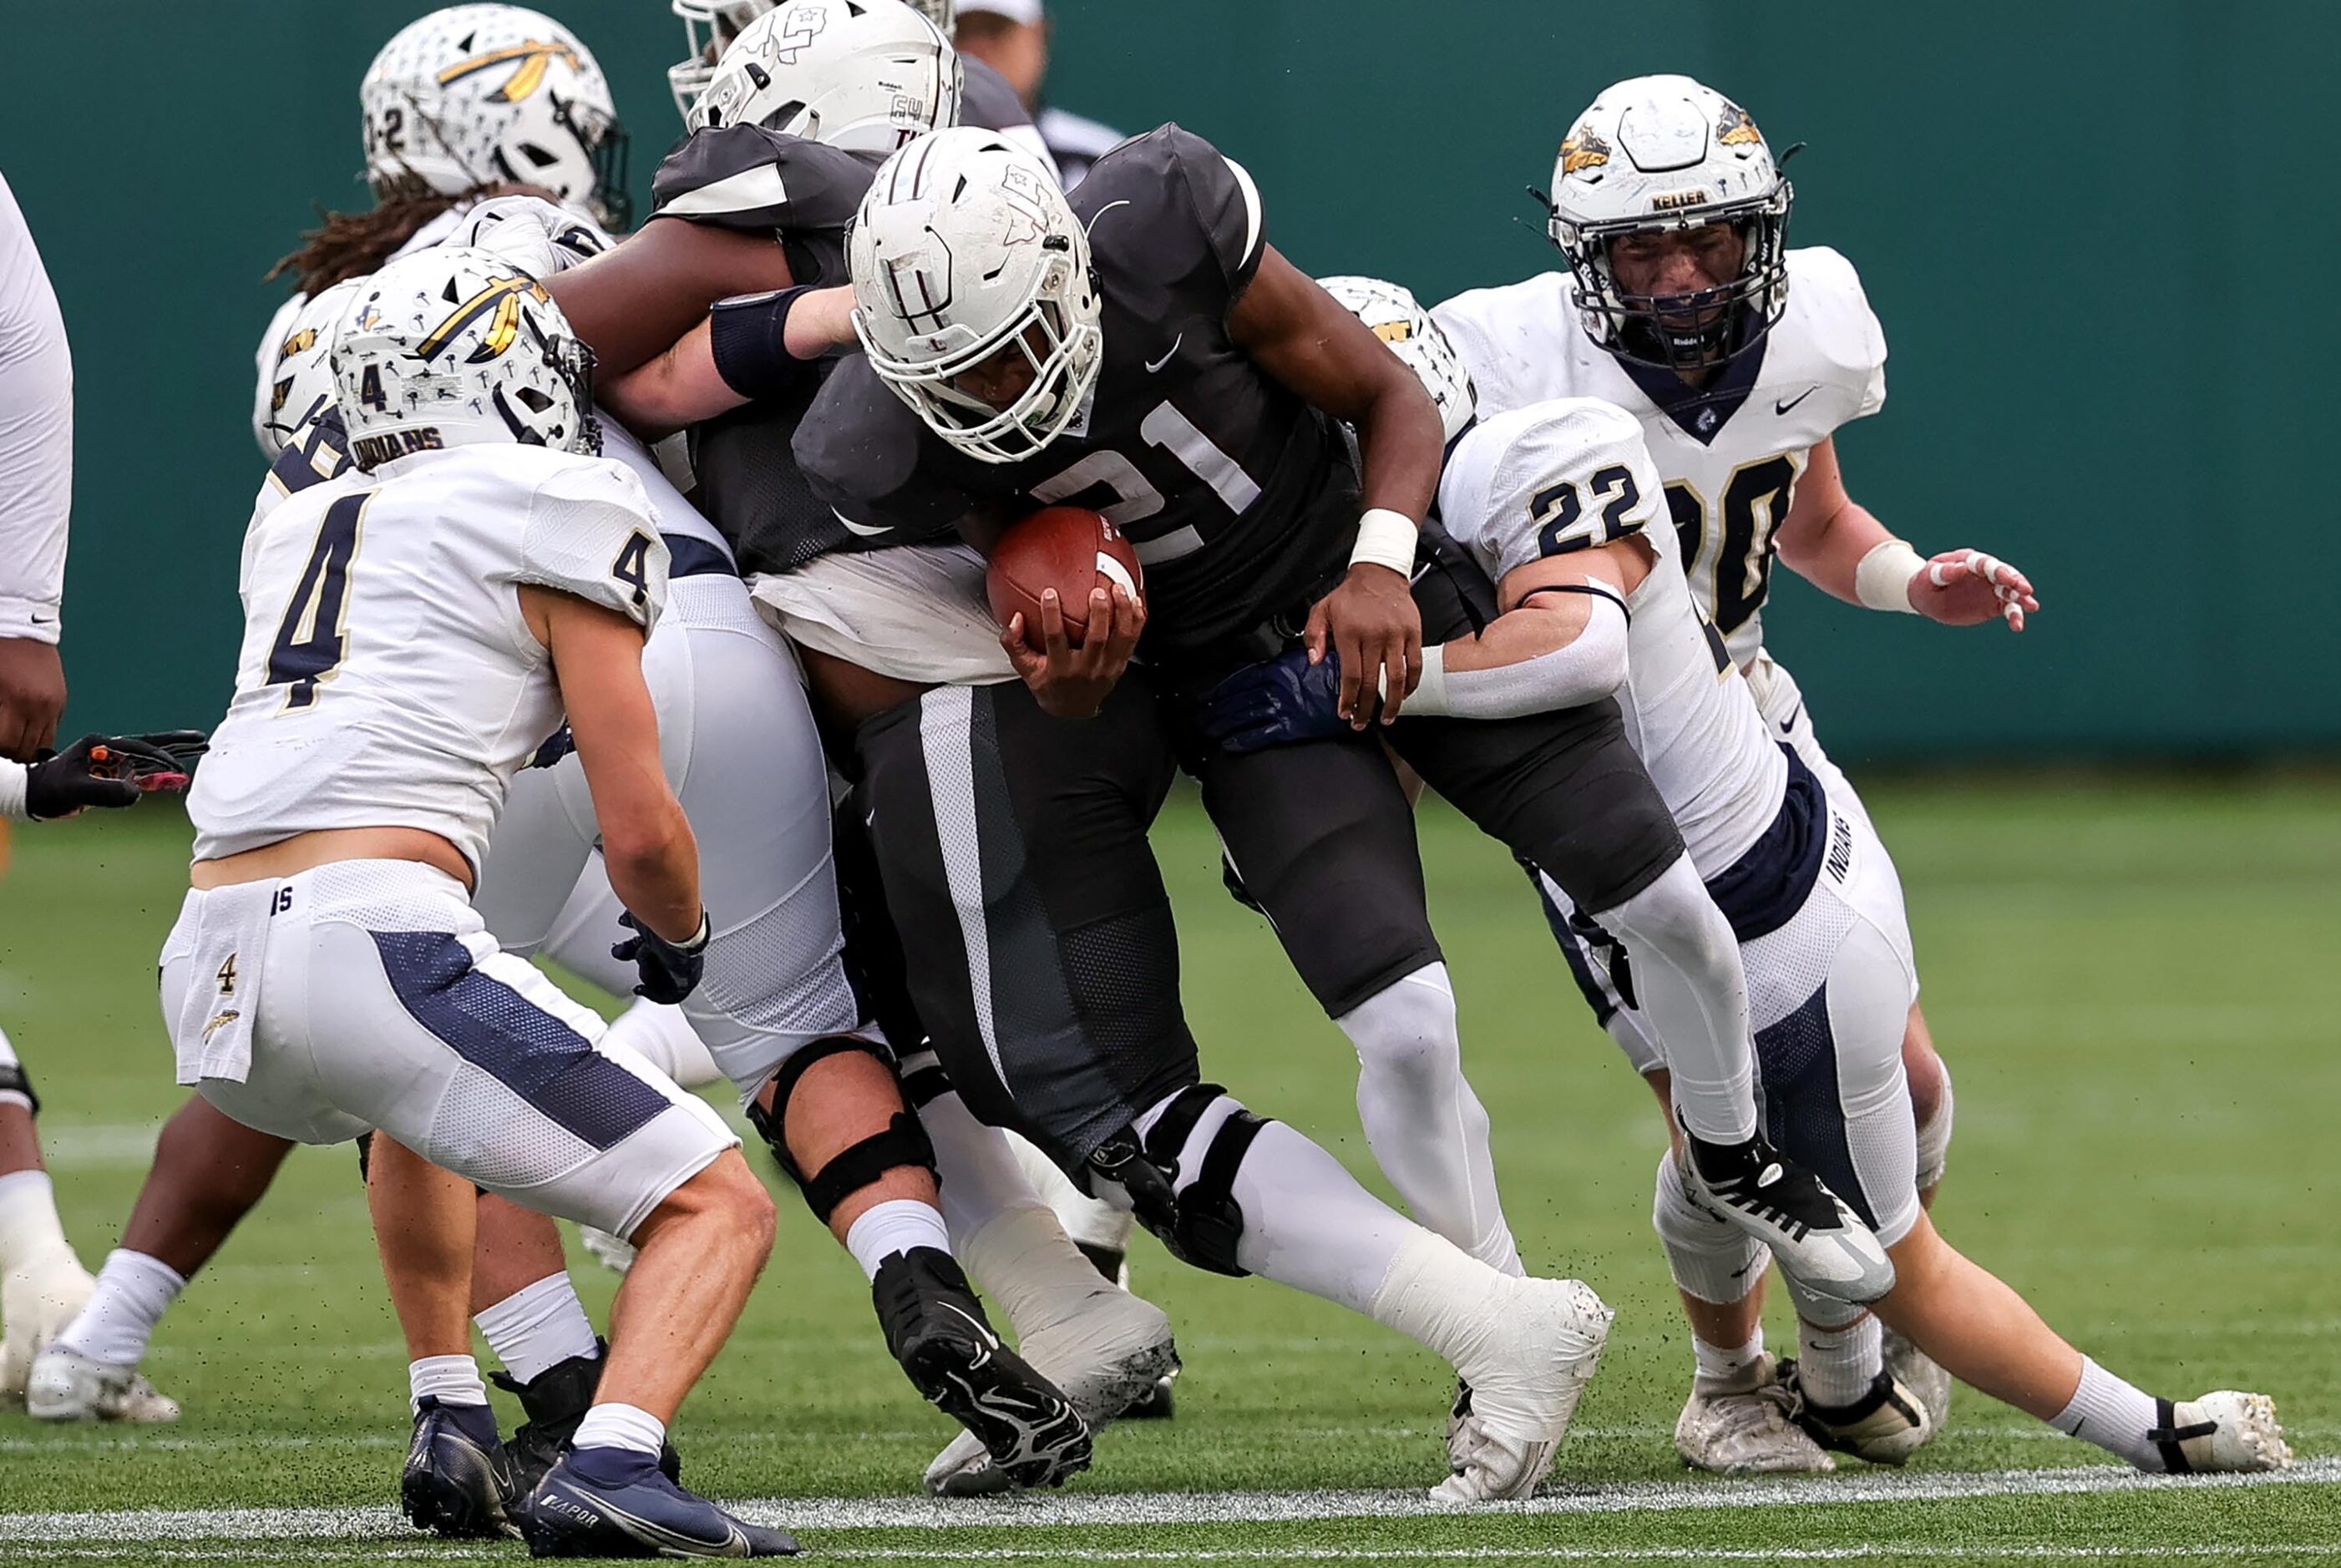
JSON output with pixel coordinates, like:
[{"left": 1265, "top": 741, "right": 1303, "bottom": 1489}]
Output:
[
  {"left": 0, "top": 760, "right": 26, "bottom": 822},
  {"left": 1348, "top": 508, "right": 1420, "bottom": 577},
  {"left": 1854, "top": 539, "right": 1926, "bottom": 614}
]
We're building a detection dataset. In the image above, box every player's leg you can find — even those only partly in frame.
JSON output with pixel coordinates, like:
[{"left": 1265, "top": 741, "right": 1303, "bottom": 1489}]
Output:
[
  {"left": 29, "top": 1095, "right": 284, "bottom": 1421},
  {"left": 0, "top": 1024, "right": 98, "bottom": 1406},
  {"left": 362, "top": 1133, "right": 517, "bottom": 1540},
  {"left": 863, "top": 675, "right": 1610, "bottom": 1502},
  {"left": 1187, "top": 726, "right": 1524, "bottom": 1278},
  {"left": 189, "top": 862, "right": 795, "bottom": 1555}
]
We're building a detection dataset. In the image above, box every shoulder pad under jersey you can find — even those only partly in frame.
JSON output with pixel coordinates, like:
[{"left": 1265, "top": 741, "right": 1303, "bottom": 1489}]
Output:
[
  {"left": 651, "top": 124, "right": 874, "bottom": 235},
  {"left": 1074, "top": 123, "right": 1266, "bottom": 310}
]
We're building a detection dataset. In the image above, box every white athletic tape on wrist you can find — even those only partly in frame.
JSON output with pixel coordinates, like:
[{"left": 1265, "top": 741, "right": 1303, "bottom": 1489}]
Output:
[
  {"left": 1348, "top": 508, "right": 1420, "bottom": 577},
  {"left": 1855, "top": 539, "right": 1926, "bottom": 614},
  {"left": 0, "top": 760, "right": 25, "bottom": 822}
]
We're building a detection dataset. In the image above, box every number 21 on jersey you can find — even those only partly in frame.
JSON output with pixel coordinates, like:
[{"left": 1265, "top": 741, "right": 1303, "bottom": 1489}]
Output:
[{"left": 266, "top": 491, "right": 373, "bottom": 711}]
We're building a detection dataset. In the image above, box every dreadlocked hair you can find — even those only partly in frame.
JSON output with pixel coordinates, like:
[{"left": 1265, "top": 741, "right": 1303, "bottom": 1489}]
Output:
[{"left": 266, "top": 175, "right": 493, "bottom": 298}]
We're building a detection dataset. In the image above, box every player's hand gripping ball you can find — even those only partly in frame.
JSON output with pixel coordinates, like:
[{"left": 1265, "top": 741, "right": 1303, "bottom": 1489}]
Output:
[{"left": 986, "top": 506, "right": 1144, "bottom": 650}]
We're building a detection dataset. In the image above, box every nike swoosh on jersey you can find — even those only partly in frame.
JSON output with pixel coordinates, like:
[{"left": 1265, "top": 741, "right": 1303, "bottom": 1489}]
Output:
[
  {"left": 1774, "top": 387, "right": 1817, "bottom": 416},
  {"left": 1144, "top": 334, "right": 1183, "bottom": 374},
  {"left": 1778, "top": 703, "right": 1803, "bottom": 736},
  {"left": 833, "top": 506, "right": 892, "bottom": 539}
]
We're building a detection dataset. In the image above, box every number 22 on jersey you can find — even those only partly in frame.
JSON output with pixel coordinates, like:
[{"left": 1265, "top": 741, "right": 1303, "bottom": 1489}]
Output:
[{"left": 266, "top": 491, "right": 374, "bottom": 711}]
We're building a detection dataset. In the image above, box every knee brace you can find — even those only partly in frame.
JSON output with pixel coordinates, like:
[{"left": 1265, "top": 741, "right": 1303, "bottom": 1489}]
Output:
[
  {"left": 1652, "top": 1148, "right": 1767, "bottom": 1305},
  {"left": 747, "top": 1036, "right": 936, "bottom": 1225},
  {"left": 0, "top": 1061, "right": 38, "bottom": 1116},
  {"left": 1084, "top": 1083, "right": 1268, "bottom": 1278}
]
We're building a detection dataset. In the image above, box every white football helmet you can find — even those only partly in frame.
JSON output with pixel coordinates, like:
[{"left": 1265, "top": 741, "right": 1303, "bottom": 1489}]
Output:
[
  {"left": 670, "top": 0, "right": 955, "bottom": 121},
  {"left": 256, "top": 279, "right": 367, "bottom": 460},
  {"left": 849, "top": 126, "right": 1101, "bottom": 464},
  {"left": 1546, "top": 73, "right": 1791, "bottom": 372},
  {"left": 1319, "top": 276, "right": 1475, "bottom": 445},
  {"left": 332, "top": 246, "right": 600, "bottom": 467},
  {"left": 687, "top": 0, "right": 962, "bottom": 158},
  {"left": 362, "top": 5, "right": 631, "bottom": 227}
]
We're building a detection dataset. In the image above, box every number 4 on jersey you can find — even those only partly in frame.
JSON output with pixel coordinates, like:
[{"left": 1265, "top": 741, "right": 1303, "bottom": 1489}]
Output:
[{"left": 266, "top": 492, "right": 373, "bottom": 710}]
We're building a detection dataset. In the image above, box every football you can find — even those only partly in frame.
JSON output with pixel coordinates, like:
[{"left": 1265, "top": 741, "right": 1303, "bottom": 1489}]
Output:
[{"left": 986, "top": 504, "right": 1145, "bottom": 648}]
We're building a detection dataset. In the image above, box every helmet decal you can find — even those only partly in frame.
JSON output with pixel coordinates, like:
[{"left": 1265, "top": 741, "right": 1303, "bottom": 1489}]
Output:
[
  {"left": 1559, "top": 129, "right": 1611, "bottom": 175},
  {"left": 434, "top": 38, "right": 585, "bottom": 103}
]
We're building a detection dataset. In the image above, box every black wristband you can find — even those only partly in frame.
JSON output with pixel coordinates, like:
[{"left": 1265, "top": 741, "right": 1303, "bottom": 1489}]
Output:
[{"left": 708, "top": 286, "right": 820, "bottom": 402}]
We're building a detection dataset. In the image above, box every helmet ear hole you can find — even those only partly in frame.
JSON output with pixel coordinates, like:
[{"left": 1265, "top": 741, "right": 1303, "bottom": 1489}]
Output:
[{"left": 514, "top": 387, "right": 555, "bottom": 413}]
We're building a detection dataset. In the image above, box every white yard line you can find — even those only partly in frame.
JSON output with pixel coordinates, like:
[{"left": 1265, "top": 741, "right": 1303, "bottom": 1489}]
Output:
[
  {"left": 13, "top": 1545, "right": 2341, "bottom": 1564},
  {"left": 0, "top": 1458, "right": 2333, "bottom": 1544}
]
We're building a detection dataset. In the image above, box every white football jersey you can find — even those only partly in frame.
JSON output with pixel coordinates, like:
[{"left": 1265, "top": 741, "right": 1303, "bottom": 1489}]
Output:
[
  {"left": 1434, "top": 247, "right": 1885, "bottom": 667},
  {"left": 1437, "top": 398, "right": 1784, "bottom": 875},
  {"left": 193, "top": 446, "right": 669, "bottom": 875}
]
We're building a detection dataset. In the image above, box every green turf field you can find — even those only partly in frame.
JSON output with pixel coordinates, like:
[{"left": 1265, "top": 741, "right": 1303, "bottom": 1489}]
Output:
[{"left": 1, "top": 776, "right": 2335, "bottom": 1565}]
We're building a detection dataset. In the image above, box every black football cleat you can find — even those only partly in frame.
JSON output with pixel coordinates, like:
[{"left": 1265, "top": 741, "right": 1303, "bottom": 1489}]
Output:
[
  {"left": 402, "top": 1397, "right": 520, "bottom": 1540},
  {"left": 522, "top": 1448, "right": 798, "bottom": 1558},
  {"left": 874, "top": 1247, "right": 1092, "bottom": 1490},
  {"left": 1679, "top": 1125, "right": 1896, "bottom": 1307},
  {"left": 494, "top": 1342, "right": 682, "bottom": 1504}
]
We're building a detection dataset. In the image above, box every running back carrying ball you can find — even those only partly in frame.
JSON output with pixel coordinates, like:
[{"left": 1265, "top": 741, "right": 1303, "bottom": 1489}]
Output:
[{"left": 986, "top": 506, "right": 1144, "bottom": 648}]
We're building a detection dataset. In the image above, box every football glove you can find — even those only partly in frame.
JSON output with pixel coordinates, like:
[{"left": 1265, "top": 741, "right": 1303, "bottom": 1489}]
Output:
[
  {"left": 1196, "top": 648, "right": 1350, "bottom": 755},
  {"left": 23, "top": 731, "right": 206, "bottom": 819},
  {"left": 613, "top": 909, "right": 712, "bottom": 1005}
]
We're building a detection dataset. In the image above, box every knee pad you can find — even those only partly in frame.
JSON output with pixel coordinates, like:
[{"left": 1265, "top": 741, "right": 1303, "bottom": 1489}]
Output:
[
  {"left": 0, "top": 1060, "right": 38, "bottom": 1116},
  {"left": 1651, "top": 1148, "right": 1767, "bottom": 1305},
  {"left": 1085, "top": 1083, "right": 1268, "bottom": 1278},
  {"left": 1913, "top": 1055, "right": 1953, "bottom": 1192},
  {"left": 748, "top": 1036, "right": 935, "bottom": 1224}
]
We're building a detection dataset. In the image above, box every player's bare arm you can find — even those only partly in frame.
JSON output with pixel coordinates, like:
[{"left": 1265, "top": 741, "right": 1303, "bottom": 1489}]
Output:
[
  {"left": 522, "top": 584, "right": 703, "bottom": 948},
  {"left": 600, "top": 285, "right": 858, "bottom": 438},
  {"left": 1775, "top": 436, "right": 2040, "bottom": 631},
  {"left": 545, "top": 219, "right": 798, "bottom": 381},
  {"left": 1229, "top": 249, "right": 1442, "bottom": 726}
]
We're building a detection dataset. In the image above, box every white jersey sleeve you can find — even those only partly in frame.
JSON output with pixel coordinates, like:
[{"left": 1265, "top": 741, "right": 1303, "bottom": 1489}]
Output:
[
  {"left": 0, "top": 170, "right": 73, "bottom": 644},
  {"left": 498, "top": 458, "right": 671, "bottom": 635},
  {"left": 1789, "top": 245, "right": 1886, "bottom": 420},
  {"left": 1435, "top": 398, "right": 1667, "bottom": 584}
]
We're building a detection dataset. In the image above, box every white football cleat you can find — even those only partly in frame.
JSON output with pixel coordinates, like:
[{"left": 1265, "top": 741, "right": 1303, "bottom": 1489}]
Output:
[
  {"left": 1431, "top": 1276, "right": 1612, "bottom": 1504},
  {"left": 27, "top": 1347, "right": 180, "bottom": 1423},
  {"left": 577, "top": 1226, "right": 636, "bottom": 1274},
  {"left": 2157, "top": 1391, "right": 2293, "bottom": 1473},
  {"left": 924, "top": 1281, "right": 1178, "bottom": 1496},
  {"left": 1674, "top": 1355, "right": 1834, "bottom": 1475},
  {"left": 1882, "top": 1325, "right": 1952, "bottom": 1433},
  {"left": 0, "top": 1247, "right": 94, "bottom": 1405}
]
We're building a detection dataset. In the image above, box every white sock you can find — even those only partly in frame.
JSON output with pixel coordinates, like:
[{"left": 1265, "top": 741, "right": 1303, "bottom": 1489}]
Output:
[
  {"left": 574, "top": 1400, "right": 666, "bottom": 1458},
  {"left": 843, "top": 1198, "right": 952, "bottom": 1281},
  {"left": 1693, "top": 1328, "right": 1768, "bottom": 1394},
  {"left": 1592, "top": 857, "right": 1758, "bottom": 1144},
  {"left": 1007, "top": 1133, "right": 1134, "bottom": 1256},
  {"left": 913, "top": 1070, "right": 1047, "bottom": 1246},
  {"left": 0, "top": 1168, "right": 74, "bottom": 1276},
  {"left": 474, "top": 1272, "right": 600, "bottom": 1386},
  {"left": 1796, "top": 1312, "right": 1882, "bottom": 1409},
  {"left": 408, "top": 1353, "right": 489, "bottom": 1411},
  {"left": 2051, "top": 1356, "right": 2170, "bottom": 1470},
  {"left": 1337, "top": 963, "right": 1525, "bottom": 1277},
  {"left": 601, "top": 1002, "right": 722, "bottom": 1091},
  {"left": 1366, "top": 1227, "right": 1531, "bottom": 1388},
  {"left": 1914, "top": 1055, "right": 1954, "bottom": 1192},
  {"left": 49, "top": 1249, "right": 185, "bottom": 1367},
  {"left": 959, "top": 1204, "right": 1119, "bottom": 1343}
]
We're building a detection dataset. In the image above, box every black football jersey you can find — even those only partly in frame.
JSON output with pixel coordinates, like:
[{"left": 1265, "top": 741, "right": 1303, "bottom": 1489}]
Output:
[
  {"left": 648, "top": 125, "right": 884, "bottom": 575},
  {"left": 794, "top": 124, "right": 1361, "bottom": 670}
]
